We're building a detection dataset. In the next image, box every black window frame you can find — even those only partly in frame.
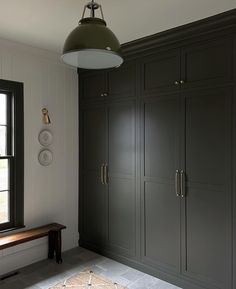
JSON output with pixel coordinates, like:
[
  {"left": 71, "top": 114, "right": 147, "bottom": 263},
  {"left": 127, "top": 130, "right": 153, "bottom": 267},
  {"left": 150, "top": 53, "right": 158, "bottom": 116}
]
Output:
[{"left": 0, "top": 79, "right": 24, "bottom": 232}]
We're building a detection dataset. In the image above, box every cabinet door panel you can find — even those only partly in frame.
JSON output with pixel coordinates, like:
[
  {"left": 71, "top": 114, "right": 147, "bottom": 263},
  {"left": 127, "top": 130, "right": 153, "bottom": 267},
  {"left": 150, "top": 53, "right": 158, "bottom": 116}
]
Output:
[
  {"left": 144, "top": 96, "right": 180, "bottom": 180},
  {"left": 140, "top": 50, "right": 181, "bottom": 96},
  {"left": 182, "top": 88, "right": 232, "bottom": 289},
  {"left": 185, "top": 187, "right": 227, "bottom": 284},
  {"left": 108, "top": 103, "right": 135, "bottom": 176},
  {"left": 234, "top": 35, "right": 236, "bottom": 82},
  {"left": 82, "top": 173, "right": 108, "bottom": 245},
  {"left": 144, "top": 182, "right": 180, "bottom": 271},
  {"left": 81, "top": 71, "right": 106, "bottom": 102},
  {"left": 108, "top": 102, "right": 136, "bottom": 257},
  {"left": 108, "top": 178, "right": 135, "bottom": 254},
  {"left": 83, "top": 106, "right": 106, "bottom": 171},
  {"left": 141, "top": 95, "right": 181, "bottom": 274},
  {"left": 108, "top": 60, "right": 136, "bottom": 99},
  {"left": 182, "top": 38, "right": 233, "bottom": 88},
  {"left": 185, "top": 91, "right": 227, "bottom": 185}
]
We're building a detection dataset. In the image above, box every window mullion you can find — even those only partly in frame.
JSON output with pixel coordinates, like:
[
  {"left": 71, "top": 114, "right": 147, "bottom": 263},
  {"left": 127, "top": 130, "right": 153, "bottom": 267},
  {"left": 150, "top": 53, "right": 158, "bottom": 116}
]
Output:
[{"left": 0, "top": 156, "right": 14, "bottom": 160}]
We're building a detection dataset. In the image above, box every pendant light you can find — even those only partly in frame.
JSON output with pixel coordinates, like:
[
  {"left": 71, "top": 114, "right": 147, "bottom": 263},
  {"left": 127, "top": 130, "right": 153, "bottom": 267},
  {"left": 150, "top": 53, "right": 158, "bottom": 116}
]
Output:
[{"left": 62, "top": 0, "right": 123, "bottom": 69}]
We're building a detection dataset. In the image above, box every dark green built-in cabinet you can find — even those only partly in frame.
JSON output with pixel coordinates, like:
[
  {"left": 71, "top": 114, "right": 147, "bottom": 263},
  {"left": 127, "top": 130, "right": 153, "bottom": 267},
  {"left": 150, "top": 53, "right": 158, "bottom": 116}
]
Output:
[{"left": 79, "top": 9, "right": 236, "bottom": 289}]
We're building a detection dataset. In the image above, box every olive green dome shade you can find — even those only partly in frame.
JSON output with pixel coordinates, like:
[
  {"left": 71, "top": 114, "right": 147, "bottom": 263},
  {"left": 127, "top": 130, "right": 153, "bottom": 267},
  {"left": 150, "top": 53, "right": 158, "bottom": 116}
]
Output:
[{"left": 62, "top": 18, "right": 123, "bottom": 69}]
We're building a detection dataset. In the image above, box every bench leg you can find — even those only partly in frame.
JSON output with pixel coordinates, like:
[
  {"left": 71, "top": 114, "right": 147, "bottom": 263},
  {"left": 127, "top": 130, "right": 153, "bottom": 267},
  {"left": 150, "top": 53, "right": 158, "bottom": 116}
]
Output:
[
  {"left": 55, "top": 230, "right": 63, "bottom": 264},
  {"left": 48, "top": 231, "right": 55, "bottom": 259}
]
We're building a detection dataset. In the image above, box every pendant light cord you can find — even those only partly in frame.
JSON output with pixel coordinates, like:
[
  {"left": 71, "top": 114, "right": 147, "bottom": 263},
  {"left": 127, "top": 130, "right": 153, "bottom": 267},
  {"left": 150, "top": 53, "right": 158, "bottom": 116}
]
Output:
[
  {"left": 81, "top": 0, "right": 104, "bottom": 20},
  {"left": 90, "top": 0, "right": 95, "bottom": 17}
]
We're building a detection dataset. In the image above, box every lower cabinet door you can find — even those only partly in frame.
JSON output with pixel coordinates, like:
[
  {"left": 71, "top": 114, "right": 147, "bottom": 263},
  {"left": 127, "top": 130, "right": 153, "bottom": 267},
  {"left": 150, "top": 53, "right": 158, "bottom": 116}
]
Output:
[
  {"left": 182, "top": 87, "right": 233, "bottom": 289},
  {"left": 107, "top": 101, "right": 136, "bottom": 257},
  {"left": 141, "top": 94, "right": 181, "bottom": 274}
]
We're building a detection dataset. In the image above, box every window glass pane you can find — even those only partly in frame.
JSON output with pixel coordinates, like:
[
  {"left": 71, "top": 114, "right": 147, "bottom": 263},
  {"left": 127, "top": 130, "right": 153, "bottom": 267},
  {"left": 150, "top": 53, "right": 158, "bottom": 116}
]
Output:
[
  {"left": 0, "top": 94, "right": 6, "bottom": 125},
  {"left": 0, "top": 126, "right": 7, "bottom": 156},
  {"left": 0, "top": 191, "right": 9, "bottom": 224},
  {"left": 0, "top": 159, "right": 9, "bottom": 191}
]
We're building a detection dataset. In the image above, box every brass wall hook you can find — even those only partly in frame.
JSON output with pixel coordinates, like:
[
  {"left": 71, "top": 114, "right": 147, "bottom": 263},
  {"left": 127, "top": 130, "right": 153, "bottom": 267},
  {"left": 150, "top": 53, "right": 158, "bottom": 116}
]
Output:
[{"left": 42, "top": 108, "right": 51, "bottom": 125}]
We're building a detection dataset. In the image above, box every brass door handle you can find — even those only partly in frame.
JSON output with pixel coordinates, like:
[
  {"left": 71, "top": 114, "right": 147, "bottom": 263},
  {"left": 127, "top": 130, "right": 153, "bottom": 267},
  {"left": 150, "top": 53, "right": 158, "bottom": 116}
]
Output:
[
  {"left": 175, "top": 170, "right": 180, "bottom": 197},
  {"left": 180, "top": 170, "right": 185, "bottom": 198},
  {"left": 104, "top": 163, "right": 109, "bottom": 185},
  {"left": 101, "top": 164, "right": 105, "bottom": 185}
]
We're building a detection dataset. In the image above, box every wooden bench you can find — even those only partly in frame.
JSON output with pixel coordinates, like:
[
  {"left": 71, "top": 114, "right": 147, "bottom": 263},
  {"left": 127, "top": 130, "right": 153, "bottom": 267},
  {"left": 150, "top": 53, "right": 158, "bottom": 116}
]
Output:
[{"left": 0, "top": 223, "right": 66, "bottom": 263}]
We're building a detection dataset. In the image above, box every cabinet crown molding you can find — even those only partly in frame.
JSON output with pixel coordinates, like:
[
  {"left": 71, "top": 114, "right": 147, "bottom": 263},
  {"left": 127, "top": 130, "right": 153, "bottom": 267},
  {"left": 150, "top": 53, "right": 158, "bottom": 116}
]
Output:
[{"left": 121, "top": 8, "right": 236, "bottom": 57}]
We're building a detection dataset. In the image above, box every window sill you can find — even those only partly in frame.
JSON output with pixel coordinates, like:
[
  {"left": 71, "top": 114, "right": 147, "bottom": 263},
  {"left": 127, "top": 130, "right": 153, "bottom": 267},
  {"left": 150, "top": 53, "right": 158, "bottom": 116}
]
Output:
[{"left": 0, "top": 225, "right": 25, "bottom": 234}]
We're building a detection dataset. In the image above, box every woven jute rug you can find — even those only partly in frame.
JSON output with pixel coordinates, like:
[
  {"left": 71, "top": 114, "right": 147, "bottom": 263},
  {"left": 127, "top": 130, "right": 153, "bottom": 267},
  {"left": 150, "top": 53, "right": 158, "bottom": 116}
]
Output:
[{"left": 49, "top": 269, "right": 126, "bottom": 288}]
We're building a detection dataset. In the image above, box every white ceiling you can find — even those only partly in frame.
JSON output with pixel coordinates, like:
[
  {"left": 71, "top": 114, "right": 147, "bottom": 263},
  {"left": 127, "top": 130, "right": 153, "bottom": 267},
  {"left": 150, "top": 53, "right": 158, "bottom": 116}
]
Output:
[{"left": 0, "top": 0, "right": 235, "bottom": 53}]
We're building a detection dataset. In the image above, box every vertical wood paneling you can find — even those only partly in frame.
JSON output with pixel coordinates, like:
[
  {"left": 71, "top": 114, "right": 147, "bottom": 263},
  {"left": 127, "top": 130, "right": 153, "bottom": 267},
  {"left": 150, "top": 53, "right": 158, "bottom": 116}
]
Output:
[{"left": 0, "top": 38, "right": 78, "bottom": 275}]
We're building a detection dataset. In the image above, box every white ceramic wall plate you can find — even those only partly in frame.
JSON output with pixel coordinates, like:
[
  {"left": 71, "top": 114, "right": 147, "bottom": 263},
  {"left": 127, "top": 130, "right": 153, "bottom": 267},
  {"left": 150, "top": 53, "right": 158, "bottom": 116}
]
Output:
[
  {"left": 38, "top": 129, "right": 53, "bottom": 147},
  {"left": 38, "top": 149, "right": 53, "bottom": 166}
]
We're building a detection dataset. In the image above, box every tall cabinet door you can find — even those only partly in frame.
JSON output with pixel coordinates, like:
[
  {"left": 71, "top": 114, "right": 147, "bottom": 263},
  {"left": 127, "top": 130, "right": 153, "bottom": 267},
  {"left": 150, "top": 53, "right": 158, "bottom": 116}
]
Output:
[
  {"left": 182, "top": 87, "right": 233, "bottom": 289},
  {"left": 80, "top": 105, "right": 108, "bottom": 246},
  {"left": 107, "top": 101, "right": 136, "bottom": 257},
  {"left": 141, "top": 94, "right": 181, "bottom": 274}
]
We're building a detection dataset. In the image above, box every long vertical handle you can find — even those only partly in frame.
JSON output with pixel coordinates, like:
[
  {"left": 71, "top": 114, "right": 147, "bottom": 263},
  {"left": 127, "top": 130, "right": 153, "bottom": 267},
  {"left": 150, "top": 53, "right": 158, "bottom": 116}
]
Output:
[
  {"left": 104, "top": 163, "right": 109, "bottom": 185},
  {"left": 175, "top": 170, "right": 180, "bottom": 197},
  {"left": 180, "top": 170, "right": 185, "bottom": 198},
  {"left": 101, "top": 164, "right": 105, "bottom": 185}
]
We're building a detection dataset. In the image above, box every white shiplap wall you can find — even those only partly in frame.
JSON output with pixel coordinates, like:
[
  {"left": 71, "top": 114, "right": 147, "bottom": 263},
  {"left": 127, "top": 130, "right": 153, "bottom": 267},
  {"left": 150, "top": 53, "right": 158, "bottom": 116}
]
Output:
[{"left": 0, "top": 38, "right": 78, "bottom": 275}]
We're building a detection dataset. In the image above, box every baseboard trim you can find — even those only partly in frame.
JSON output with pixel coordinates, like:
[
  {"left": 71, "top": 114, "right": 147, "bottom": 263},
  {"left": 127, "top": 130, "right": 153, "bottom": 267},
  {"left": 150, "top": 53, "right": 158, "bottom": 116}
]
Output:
[
  {"left": 0, "top": 271, "right": 19, "bottom": 281},
  {"left": 79, "top": 239, "right": 209, "bottom": 289}
]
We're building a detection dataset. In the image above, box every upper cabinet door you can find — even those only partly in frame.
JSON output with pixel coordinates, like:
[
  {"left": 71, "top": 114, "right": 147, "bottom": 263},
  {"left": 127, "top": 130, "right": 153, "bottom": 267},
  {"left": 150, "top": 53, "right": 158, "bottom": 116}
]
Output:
[
  {"left": 80, "top": 71, "right": 107, "bottom": 102},
  {"left": 140, "top": 49, "right": 181, "bottom": 96},
  {"left": 107, "top": 60, "right": 136, "bottom": 99},
  {"left": 181, "top": 37, "right": 233, "bottom": 89}
]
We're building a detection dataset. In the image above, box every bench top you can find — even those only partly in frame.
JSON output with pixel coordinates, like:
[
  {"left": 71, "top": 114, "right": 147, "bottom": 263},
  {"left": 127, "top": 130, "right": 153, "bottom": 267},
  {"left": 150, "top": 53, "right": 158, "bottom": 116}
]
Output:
[{"left": 0, "top": 223, "right": 66, "bottom": 250}]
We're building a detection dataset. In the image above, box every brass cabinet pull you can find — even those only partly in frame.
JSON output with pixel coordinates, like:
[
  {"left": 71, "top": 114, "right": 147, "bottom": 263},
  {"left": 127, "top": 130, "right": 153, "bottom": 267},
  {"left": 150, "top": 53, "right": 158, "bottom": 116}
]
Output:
[
  {"left": 180, "top": 170, "right": 185, "bottom": 198},
  {"left": 104, "top": 163, "right": 109, "bottom": 185},
  {"left": 101, "top": 164, "right": 105, "bottom": 185},
  {"left": 175, "top": 170, "right": 180, "bottom": 197},
  {"left": 174, "top": 81, "right": 179, "bottom": 85},
  {"left": 180, "top": 80, "right": 185, "bottom": 84}
]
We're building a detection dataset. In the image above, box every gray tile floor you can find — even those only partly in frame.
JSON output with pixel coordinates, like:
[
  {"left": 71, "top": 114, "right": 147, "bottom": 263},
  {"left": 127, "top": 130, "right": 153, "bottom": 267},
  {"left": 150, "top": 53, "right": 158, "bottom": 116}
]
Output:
[{"left": 0, "top": 247, "right": 182, "bottom": 289}]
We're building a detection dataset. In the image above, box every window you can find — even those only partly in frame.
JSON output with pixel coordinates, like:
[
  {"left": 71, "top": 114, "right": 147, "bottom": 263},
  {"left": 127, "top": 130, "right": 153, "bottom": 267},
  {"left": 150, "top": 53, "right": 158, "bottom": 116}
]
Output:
[{"left": 0, "top": 79, "right": 24, "bottom": 231}]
